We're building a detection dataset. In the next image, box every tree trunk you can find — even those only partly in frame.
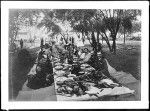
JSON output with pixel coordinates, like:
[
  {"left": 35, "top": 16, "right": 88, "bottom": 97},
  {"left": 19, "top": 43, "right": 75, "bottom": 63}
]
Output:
[
  {"left": 97, "top": 31, "right": 100, "bottom": 44},
  {"left": 124, "top": 27, "right": 126, "bottom": 44},
  {"left": 97, "top": 31, "right": 101, "bottom": 51},
  {"left": 91, "top": 31, "right": 97, "bottom": 52},
  {"left": 105, "top": 39, "right": 112, "bottom": 52},
  {"left": 82, "top": 32, "right": 85, "bottom": 44},
  {"left": 103, "top": 32, "right": 112, "bottom": 52},
  {"left": 112, "top": 37, "right": 116, "bottom": 54},
  {"left": 87, "top": 35, "right": 92, "bottom": 45}
]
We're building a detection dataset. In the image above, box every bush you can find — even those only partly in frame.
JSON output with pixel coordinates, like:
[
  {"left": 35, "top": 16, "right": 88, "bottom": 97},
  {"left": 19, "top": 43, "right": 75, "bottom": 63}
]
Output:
[
  {"left": 9, "top": 42, "right": 17, "bottom": 52},
  {"left": 129, "top": 36, "right": 141, "bottom": 41}
]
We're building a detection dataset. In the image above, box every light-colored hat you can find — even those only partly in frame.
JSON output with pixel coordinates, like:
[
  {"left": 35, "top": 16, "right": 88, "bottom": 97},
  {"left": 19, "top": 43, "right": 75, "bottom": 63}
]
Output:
[{"left": 97, "top": 52, "right": 102, "bottom": 55}]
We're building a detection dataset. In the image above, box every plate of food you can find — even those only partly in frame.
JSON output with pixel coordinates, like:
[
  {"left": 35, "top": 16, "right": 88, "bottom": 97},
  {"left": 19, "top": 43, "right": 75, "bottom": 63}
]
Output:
[
  {"left": 55, "top": 76, "right": 68, "bottom": 82},
  {"left": 78, "top": 71, "right": 85, "bottom": 75},
  {"left": 85, "top": 67, "right": 95, "bottom": 71},
  {"left": 68, "top": 74, "right": 76, "bottom": 78},
  {"left": 55, "top": 65, "right": 63, "bottom": 70},
  {"left": 55, "top": 62, "right": 62, "bottom": 66},
  {"left": 81, "top": 64, "right": 90, "bottom": 67},
  {"left": 55, "top": 70, "right": 65, "bottom": 76},
  {"left": 63, "top": 63, "right": 69, "bottom": 66}
]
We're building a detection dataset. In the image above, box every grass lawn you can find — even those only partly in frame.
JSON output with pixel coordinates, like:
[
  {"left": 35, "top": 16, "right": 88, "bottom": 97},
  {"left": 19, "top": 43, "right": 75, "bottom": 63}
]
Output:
[
  {"left": 104, "top": 41, "right": 141, "bottom": 80},
  {"left": 83, "top": 40, "right": 141, "bottom": 80}
]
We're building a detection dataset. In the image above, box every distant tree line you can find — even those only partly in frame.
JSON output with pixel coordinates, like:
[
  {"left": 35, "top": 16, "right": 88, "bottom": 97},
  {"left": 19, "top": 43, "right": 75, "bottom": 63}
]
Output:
[{"left": 9, "top": 9, "right": 141, "bottom": 54}]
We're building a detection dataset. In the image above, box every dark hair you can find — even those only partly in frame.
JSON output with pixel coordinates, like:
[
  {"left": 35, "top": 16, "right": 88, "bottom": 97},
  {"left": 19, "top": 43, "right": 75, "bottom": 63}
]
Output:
[
  {"left": 97, "top": 43, "right": 102, "bottom": 52},
  {"left": 45, "top": 43, "right": 50, "bottom": 49},
  {"left": 98, "top": 50, "right": 105, "bottom": 59}
]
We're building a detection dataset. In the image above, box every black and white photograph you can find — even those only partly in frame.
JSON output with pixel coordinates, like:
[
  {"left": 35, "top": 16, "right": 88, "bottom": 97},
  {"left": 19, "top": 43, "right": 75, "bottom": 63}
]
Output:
[{"left": 1, "top": 1, "right": 149, "bottom": 109}]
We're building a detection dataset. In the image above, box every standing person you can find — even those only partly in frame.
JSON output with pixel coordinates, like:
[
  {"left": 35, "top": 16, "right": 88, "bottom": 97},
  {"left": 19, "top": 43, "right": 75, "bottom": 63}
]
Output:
[
  {"left": 20, "top": 39, "right": 23, "bottom": 49},
  {"left": 40, "top": 38, "right": 44, "bottom": 49},
  {"left": 67, "top": 44, "right": 73, "bottom": 64}
]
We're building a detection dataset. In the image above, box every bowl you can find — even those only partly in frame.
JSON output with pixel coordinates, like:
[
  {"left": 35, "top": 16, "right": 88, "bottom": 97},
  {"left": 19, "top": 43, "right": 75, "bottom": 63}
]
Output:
[
  {"left": 78, "top": 71, "right": 85, "bottom": 75},
  {"left": 81, "top": 64, "right": 90, "bottom": 68}
]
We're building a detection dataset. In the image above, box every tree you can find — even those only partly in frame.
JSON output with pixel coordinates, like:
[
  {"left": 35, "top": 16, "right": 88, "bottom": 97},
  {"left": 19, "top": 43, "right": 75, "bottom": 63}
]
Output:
[
  {"left": 9, "top": 10, "right": 20, "bottom": 44},
  {"left": 92, "top": 17, "right": 112, "bottom": 52},
  {"left": 98, "top": 9, "right": 141, "bottom": 54},
  {"left": 50, "top": 9, "right": 141, "bottom": 54},
  {"left": 66, "top": 9, "right": 98, "bottom": 50},
  {"left": 132, "top": 21, "right": 141, "bottom": 33},
  {"left": 58, "top": 20, "right": 73, "bottom": 44},
  {"left": 121, "top": 17, "right": 132, "bottom": 44},
  {"left": 53, "top": 9, "right": 94, "bottom": 46},
  {"left": 35, "top": 9, "right": 62, "bottom": 42},
  {"left": 9, "top": 9, "right": 42, "bottom": 44},
  {"left": 98, "top": 9, "right": 123, "bottom": 54}
]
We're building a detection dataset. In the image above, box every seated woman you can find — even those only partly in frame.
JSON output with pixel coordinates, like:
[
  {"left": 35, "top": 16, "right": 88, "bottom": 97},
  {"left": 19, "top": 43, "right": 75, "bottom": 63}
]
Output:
[
  {"left": 27, "top": 54, "right": 54, "bottom": 89},
  {"left": 51, "top": 41, "right": 60, "bottom": 58}
]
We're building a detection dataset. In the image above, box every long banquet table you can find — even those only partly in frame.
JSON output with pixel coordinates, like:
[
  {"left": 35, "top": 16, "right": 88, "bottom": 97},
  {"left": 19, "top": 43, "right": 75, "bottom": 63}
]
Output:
[
  {"left": 16, "top": 56, "right": 137, "bottom": 101},
  {"left": 53, "top": 59, "right": 135, "bottom": 101}
]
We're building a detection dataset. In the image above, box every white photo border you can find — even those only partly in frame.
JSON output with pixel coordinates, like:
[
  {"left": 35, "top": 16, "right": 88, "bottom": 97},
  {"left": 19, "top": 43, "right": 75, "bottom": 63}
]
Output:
[{"left": 1, "top": 1, "right": 149, "bottom": 109}]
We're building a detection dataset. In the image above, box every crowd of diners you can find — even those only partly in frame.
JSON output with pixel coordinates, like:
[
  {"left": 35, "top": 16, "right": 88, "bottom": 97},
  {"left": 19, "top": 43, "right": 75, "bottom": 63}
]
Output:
[{"left": 26, "top": 40, "right": 120, "bottom": 90}]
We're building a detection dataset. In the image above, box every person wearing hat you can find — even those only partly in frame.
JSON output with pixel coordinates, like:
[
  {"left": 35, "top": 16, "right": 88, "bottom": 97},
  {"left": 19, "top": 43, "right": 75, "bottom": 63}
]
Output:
[
  {"left": 79, "top": 48, "right": 93, "bottom": 64},
  {"left": 51, "top": 41, "right": 60, "bottom": 58}
]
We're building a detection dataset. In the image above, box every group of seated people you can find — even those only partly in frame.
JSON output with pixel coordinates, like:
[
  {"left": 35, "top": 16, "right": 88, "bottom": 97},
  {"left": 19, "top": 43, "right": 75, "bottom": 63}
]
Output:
[
  {"left": 75, "top": 47, "right": 119, "bottom": 84},
  {"left": 55, "top": 42, "right": 119, "bottom": 84},
  {"left": 27, "top": 41, "right": 119, "bottom": 90},
  {"left": 27, "top": 43, "right": 54, "bottom": 89}
]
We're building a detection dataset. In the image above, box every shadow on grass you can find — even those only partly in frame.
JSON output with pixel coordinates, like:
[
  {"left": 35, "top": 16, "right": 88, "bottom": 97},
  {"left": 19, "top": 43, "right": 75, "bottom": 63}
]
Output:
[
  {"left": 80, "top": 43, "right": 141, "bottom": 80},
  {"left": 104, "top": 44, "right": 141, "bottom": 80},
  {"left": 9, "top": 48, "right": 39, "bottom": 100}
]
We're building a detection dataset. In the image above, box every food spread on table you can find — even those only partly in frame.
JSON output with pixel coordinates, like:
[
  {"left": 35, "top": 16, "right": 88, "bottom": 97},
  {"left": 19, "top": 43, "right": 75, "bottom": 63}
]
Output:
[{"left": 53, "top": 58, "right": 135, "bottom": 100}]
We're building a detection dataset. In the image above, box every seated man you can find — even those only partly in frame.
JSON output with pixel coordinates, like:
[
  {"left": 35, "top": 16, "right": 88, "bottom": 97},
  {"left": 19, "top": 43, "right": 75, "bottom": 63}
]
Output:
[
  {"left": 88, "top": 51, "right": 120, "bottom": 84},
  {"left": 80, "top": 49, "right": 119, "bottom": 84}
]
